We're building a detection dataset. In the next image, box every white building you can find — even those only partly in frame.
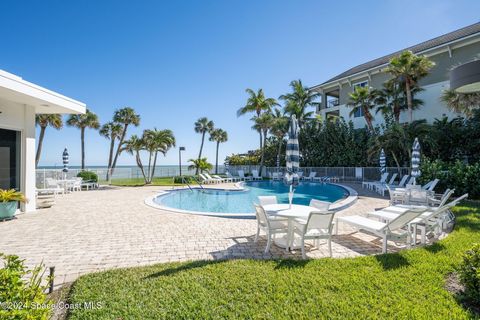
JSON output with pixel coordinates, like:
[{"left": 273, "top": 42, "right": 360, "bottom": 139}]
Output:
[
  {"left": 0, "top": 70, "right": 85, "bottom": 212},
  {"left": 312, "top": 22, "right": 480, "bottom": 128}
]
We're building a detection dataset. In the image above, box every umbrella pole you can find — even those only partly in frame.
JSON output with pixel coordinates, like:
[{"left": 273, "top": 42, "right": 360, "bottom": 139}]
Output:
[{"left": 288, "top": 185, "right": 294, "bottom": 209}]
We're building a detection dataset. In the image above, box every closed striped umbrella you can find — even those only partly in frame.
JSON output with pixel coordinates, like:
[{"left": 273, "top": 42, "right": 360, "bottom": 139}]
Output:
[
  {"left": 62, "top": 148, "right": 69, "bottom": 173},
  {"left": 284, "top": 115, "right": 300, "bottom": 207},
  {"left": 379, "top": 149, "right": 386, "bottom": 174},
  {"left": 411, "top": 138, "right": 421, "bottom": 185}
]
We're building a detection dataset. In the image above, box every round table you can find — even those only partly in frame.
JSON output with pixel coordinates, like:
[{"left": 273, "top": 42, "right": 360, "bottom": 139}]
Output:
[{"left": 263, "top": 204, "right": 317, "bottom": 250}]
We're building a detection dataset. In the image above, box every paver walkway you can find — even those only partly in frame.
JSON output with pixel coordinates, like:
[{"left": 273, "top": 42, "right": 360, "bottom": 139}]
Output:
[{"left": 0, "top": 183, "right": 393, "bottom": 286}]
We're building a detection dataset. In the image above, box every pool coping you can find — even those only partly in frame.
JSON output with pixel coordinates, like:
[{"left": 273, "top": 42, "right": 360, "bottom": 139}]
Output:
[{"left": 144, "top": 181, "right": 358, "bottom": 219}]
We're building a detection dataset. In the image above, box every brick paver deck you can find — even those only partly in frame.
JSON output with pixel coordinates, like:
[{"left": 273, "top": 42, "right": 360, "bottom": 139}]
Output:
[{"left": 0, "top": 183, "right": 399, "bottom": 286}]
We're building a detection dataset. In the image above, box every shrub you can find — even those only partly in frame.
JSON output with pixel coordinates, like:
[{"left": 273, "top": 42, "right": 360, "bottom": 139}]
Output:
[
  {"left": 0, "top": 254, "right": 51, "bottom": 319},
  {"left": 173, "top": 176, "right": 195, "bottom": 184},
  {"left": 458, "top": 244, "right": 480, "bottom": 304},
  {"left": 77, "top": 170, "right": 98, "bottom": 182}
]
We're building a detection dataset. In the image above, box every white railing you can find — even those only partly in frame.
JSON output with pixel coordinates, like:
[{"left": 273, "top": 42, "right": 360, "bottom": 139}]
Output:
[{"left": 35, "top": 165, "right": 409, "bottom": 187}]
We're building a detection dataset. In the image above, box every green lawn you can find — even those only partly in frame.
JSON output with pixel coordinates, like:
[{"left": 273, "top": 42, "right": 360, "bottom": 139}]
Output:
[
  {"left": 66, "top": 203, "right": 480, "bottom": 319},
  {"left": 104, "top": 177, "right": 185, "bottom": 186}
]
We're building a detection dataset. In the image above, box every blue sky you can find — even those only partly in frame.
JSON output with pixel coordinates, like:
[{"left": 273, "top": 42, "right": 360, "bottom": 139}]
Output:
[{"left": 1, "top": 0, "right": 479, "bottom": 167}]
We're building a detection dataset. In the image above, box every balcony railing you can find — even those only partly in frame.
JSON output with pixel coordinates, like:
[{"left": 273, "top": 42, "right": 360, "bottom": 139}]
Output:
[{"left": 326, "top": 99, "right": 340, "bottom": 108}]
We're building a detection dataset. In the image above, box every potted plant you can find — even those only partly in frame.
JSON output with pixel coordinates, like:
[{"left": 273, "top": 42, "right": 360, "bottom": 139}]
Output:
[{"left": 0, "top": 189, "right": 27, "bottom": 220}]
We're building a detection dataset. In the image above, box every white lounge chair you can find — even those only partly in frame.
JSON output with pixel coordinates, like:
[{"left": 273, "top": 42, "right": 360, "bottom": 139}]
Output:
[
  {"left": 238, "top": 170, "right": 253, "bottom": 181},
  {"left": 375, "top": 173, "right": 398, "bottom": 196},
  {"left": 251, "top": 170, "right": 262, "bottom": 180},
  {"left": 226, "top": 172, "right": 241, "bottom": 182},
  {"left": 271, "top": 172, "right": 280, "bottom": 180},
  {"left": 303, "top": 172, "right": 317, "bottom": 181},
  {"left": 391, "top": 175, "right": 409, "bottom": 189},
  {"left": 198, "top": 173, "right": 215, "bottom": 184},
  {"left": 336, "top": 207, "right": 427, "bottom": 253},
  {"left": 205, "top": 173, "right": 223, "bottom": 183},
  {"left": 45, "top": 178, "right": 65, "bottom": 196},
  {"left": 368, "top": 193, "right": 467, "bottom": 244},
  {"left": 421, "top": 179, "right": 440, "bottom": 192},
  {"left": 297, "top": 172, "right": 304, "bottom": 180},
  {"left": 214, "top": 174, "right": 232, "bottom": 183},
  {"left": 253, "top": 204, "right": 288, "bottom": 254},
  {"left": 362, "top": 172, "right": 389, "bottom": 190},
  {"left": 291, "top": 210, "right": 336, "bottom": 258}
]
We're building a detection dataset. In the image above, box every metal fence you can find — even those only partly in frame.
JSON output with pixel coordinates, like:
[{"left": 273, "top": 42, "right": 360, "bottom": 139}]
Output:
[{"left": 36, "top": 165, "right": 410, "bottom": 187}]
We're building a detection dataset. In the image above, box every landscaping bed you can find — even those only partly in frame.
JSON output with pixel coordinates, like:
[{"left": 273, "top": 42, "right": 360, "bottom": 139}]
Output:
[{"left": 66, "top": 203, "right": 480, "bottom": 319}]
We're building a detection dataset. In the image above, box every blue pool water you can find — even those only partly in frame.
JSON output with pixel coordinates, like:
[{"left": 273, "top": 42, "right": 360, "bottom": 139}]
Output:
[{"left": 155, "top": 181, "right": 349, "bottom": 214}]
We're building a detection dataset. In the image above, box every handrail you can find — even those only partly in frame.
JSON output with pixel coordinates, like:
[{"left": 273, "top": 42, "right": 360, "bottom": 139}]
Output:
[
  {"left": 181, "top": 176, "right": 193, "bottom": 191},
  {"left": 181, "top": 176, "right": 204, "bottom": 190},
  {"left": 191, "top": 176, "right": 205, "bottom": 190}
]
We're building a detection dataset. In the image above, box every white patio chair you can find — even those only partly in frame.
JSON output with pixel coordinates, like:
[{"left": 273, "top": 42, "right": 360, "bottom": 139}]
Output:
[
  {"left": 205, "top": 173, "right": 223, "bottom": 183},
  {"left": 253, "top": 204, "right": 288, "bottom": 254},
  {"left": 303, "top": 172, "right": 317, "bottom": 181},
  {"left": 73, "top": 178, "right": 82, "bottom": 192},
  {"left": 375, "top": 173, "right": 398, "bottom": 196},
  {"left": 214, "top": 174, "right": 232, "bottom": 183},
  {"left": 291, "top": 210, "right": 336, "bottom": 258},
  {"left": 422, "top": 179, "right": 440, "bottom": 192},
  {"left": 45, "top": 178, "right": 64, "bottom": 196},
  {"left": 392, "top": 175, "right": 409, "bottom": 189},
  {"left": 297, "top": 172, "right": 304, "bottom": 180},
  {"left": 309, "top": 199, "right": 331, "bottom": 211},
  {"left": 362, "top": 172, "right": 389, "bottom": 190},
  {"left": 271, "top": 172, "right": 280, "bottom": 180},
  {"left": 238, "top": 170, "right": 252, "bottom": 181},
  {"left": 226, "top": 172, "right": 241, "bottom": 182},
  {"left": 198, "top": 173, "right": 214, "bottom": 184},
  {"left": 336, "top": 207, "right": 427, "bottom": 253},
  {"left": 258, "top": 196, "right": 277, "bottom": 206},
  {"left": 251, "top": 170, "right": 262, "bottom": 180}
]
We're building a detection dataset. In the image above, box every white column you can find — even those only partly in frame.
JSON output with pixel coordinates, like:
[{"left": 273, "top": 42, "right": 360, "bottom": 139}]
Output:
[{"left": 22, "top": 105, "right": 36, "bottom": 212}]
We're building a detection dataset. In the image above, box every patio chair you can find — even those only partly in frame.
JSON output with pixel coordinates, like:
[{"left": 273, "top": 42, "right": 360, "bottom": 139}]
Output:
[
  {"left": 253, "top": 204, "right": 288, "bottom": 254},
  {"left": 421, "top": 179, "right": 440, "bottom": 192},
  {"left": 258, "top": 196, "right": 277, "bottom": 206},
  {"left": 205, "top": 173, "right": 223, "bottom": 183},
  {"left": 198, "top": 173, "right": 215, "bottom": 184},
  {"left": 375, "top": 173, "right": 398, "bottom": 196},
  {"left": 303, "top": 172, "right": 317, "bottom": 181},
  {"left": 214, "top": 174, "right": 232, "bottom": 183},
  {"left": 226, "top": 172, "right": 241, "bottom": 182},
  {"left": 336, "top": 207, "right": 427, "bottom": 253},
  {"left": 251, "top": 170, "right": 262, "bottom": 180},
  {"left": 309, "top": 199, "right": 331, "bottom": 211},
  {"left": 297, "top": 172, "right": 304, "bottom": 180},
  {"left": 291, "top": 210, "right": 336, "bottom": 258},
  {"left": 368, "top": 193, "right": 467, "bottom": 244},
  {"left": 271, "top": 172, "right": 280, "bottom": 180},
  {"left": 45, "top": 178, "right": 65, "bottom": 196},
  {"left": 238, "top": 170, "right": 253, "bottom": 181},
  {"left": 362, "top": 172, "right": 389, "bottom": 190},
  {"left": 392, "top": 175, "right": 410, "bottom": 189}
]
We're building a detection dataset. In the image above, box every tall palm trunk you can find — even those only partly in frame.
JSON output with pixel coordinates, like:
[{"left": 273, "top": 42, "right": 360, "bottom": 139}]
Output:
[
  {"left": 363, "top": 109, "right": 374, "bottom": 131},
  {"left": 106, "top": 138, "right": 115, "bottom": 181},
  {"left": 146, "top": 151, "right": 153, "bottom": 184},
  {"left": 81, "top": 127, "right": 86, "bottom": 170},
  {"left": 196, "top": 131, "right": 206, "bottom": 174},
  {"left": 111, "top": 124, "right": 128, "bottom": 176},
  {"left": 215, "top": 141, "right": 219, "bottom": 174},
  {"left": 35, "top": 126, "right": 46, "bottom": 167},
  {"left": 259, "top": 129, "right": 268, "bottom": 176},
  {"left": 135, "top": 151, "right": 147, "bottom": 182},
  {"left": 259, "top": 130, "right": 263, "bottom": 150},
  {"left": 150, "top": 151, "right": 158, "bottom": 182},
  {"left": 393, "top": 104, "right": 401, "bottom": 123},
  {"left": 405, "top": 79, "right": 413, "bottom": 123}
]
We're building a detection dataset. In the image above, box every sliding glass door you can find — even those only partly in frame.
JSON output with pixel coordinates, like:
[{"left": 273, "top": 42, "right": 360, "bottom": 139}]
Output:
[{"left": 0, "top": 128, "right": 21, "bottom": 190}]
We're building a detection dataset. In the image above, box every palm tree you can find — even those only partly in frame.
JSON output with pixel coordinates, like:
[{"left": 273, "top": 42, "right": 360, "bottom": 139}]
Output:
[
  {"left": 209, "top": 128, "right": 228, "bottom": 174},
  {"left": 142, "top": 129, "right": 176, "bottom": 184},
  {"left": 385, "top": 50, "right": 434, "bottom": 123},
  {"left": 441, "top": 89, "right": 480, "bottom": 118},
  {"left": 35, "top": 114, "right": 63, "bottom": 167},
  {"left": 252, "top": 112, "right": 274, "bottom": 175},
  {"left": 347, "top": 86, "right": 377, "bottom": 131},
  {"left": 122, "top": 134, "right": 147, "bottom": 182},
  {"left": 188, "top": 158, "right": 213, "bottom": 174},
  {"left": 237, "top": 88, "right": 278, "bottom": 150},
  {"left": 279, "top": 79, "right": 320, "bottom": 128},
  {"left": 194, "top": 117, "right": 214, "bottom": 174},
  {"left": 66, "top": 109, "right": 100, "bottom": 169},
  {"left": 376, "top": 80, "right": 425, "bottom": 122},
  {"left": 99, "top": 122, "right": 123, "bottom": 181},
  {"left": 110, "top": 107, "right": 140, "bottom": 177},
  {"left": 269, "top": 109, "right": 289, "bottom": 167}
]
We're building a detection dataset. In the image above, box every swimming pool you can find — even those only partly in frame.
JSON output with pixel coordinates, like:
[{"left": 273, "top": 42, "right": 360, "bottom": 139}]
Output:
[{"left": 151, "top": 181, "right": 351, "bottom": 216}]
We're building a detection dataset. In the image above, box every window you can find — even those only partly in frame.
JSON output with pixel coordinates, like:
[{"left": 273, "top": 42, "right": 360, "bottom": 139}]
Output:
[{"left": 352, "top": 81, "right": 368, "bottom": 118}]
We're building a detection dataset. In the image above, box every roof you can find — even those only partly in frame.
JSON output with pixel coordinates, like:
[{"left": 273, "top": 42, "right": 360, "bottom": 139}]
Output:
[
  {"left": 314, "top": 22, "right": 480, "bottom": 88},
  {"left": 0, "top": 69, "right": 86, "bottom": 114}
]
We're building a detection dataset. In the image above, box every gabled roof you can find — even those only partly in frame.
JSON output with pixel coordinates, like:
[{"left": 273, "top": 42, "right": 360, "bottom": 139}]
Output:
[{"left": 313, "top": 22, "right": 480, "bottom": 88}]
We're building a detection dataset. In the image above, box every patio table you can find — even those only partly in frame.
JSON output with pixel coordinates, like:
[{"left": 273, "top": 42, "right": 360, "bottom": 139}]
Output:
[
  {"left": 263, "top": 204, "right": 317, "bottom": 250},
  {"left": 55, "top": 179, "right": 77, "bottom": 193}
]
